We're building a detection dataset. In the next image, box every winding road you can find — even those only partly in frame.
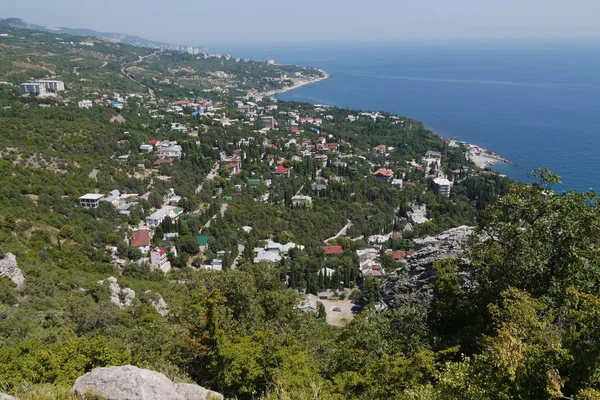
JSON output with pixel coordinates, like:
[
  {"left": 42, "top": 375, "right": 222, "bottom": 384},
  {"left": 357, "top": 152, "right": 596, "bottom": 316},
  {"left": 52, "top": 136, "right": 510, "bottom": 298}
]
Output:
[{"left": 120, "top": 52, "right": 158, "bottom": 97}]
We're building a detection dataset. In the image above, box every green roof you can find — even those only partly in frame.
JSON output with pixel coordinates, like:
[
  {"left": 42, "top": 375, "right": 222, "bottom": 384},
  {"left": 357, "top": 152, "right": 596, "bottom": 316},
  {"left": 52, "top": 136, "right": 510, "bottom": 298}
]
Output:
[
  {"left": 196, "top": 236, "right": 210, "bottom": 245},
  {"left": 224, "top": 196, "right": 233, "bottom": 201},
  {"left": 247, "top": 179, "right": 261, "bottom": 186}
]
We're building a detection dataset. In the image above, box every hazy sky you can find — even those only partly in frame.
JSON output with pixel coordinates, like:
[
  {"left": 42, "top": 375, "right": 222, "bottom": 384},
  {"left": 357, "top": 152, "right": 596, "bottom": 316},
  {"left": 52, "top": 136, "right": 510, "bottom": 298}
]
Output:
[{"left": 3, "top": 0, "right": 600, "bottom": 45}]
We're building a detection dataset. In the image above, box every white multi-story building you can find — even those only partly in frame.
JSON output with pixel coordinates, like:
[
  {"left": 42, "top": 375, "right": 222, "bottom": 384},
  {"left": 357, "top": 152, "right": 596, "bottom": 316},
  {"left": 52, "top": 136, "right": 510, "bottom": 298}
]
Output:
[
  {"left": 79, "top": 193, "right": 104, "bottom": 208},
  {"left": 150, "top": 248, "right": 171, "bottom": 272},
  {"left": 20, "top": 80, "right": 65, "bottom": 94},
  {"left": 19, "top": 82, "right": 46, "bottom": 95},
  {"left": 433, "top": 177, "right": 453, "bottom": 197}
]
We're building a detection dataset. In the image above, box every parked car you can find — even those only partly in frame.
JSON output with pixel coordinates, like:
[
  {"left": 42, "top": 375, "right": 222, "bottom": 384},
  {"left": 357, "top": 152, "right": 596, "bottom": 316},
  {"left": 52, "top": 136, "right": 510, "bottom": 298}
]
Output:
[{"left": 332, "top": 307, "right": 342, "bottom": 312}]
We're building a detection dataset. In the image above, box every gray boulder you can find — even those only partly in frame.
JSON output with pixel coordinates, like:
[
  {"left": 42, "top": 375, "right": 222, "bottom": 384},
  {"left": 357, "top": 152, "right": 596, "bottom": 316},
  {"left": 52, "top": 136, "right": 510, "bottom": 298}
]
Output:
[
  {"left": 381, "top": 226, "right": 474, "bottom": 309},
  {"left": 175, "top": 383, "right": 223, "bottom": 400},
  {"left": 72, "top": 365, "right": 222, "bottom": 400},
  {"left": 0, "top": 393, "right": 18, "bottom": 400},
  {"left": 0, "top": 253, "right": 24, "bottom": 289}
]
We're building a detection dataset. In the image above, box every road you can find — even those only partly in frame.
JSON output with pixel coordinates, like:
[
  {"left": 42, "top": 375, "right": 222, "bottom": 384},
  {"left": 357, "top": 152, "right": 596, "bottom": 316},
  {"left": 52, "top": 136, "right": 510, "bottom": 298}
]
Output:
[
  {"left": 324, "top": 220, "right": 353, "bottom": 243},
  {"left": 120, "top": 52, "right": 158, "bottom": 97},
  {"left": 231, "top": 243, "right": 245, "bottom": 269},
  {"left": 202, "top": 203, "right": 229, "bottom": 229},
  {"left": 196, "top": 162, "right": 219, "bottom": 194}
]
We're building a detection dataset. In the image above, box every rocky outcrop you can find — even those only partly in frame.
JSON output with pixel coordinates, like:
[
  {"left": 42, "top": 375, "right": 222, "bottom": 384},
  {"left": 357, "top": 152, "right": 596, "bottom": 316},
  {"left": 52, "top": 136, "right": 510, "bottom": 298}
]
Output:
[
  {"left": 381, "top": 226, "right": 474, "bottom": 309},
  {"left": 98, "top": 277, "right": 135, "bottom": 308},
  {"left": 0, "top": 393, "right": 18, "bottom": 400},
  {"left": 72, "top": 365, "right": 223, "bottom": 400},
  {"left": 0, "top": 253, "right": 24, "bottom": 289},
  {"left": 145, "top": 290, "right": 169, "bottom": 316},
  {"left": 98, "top": 277, "right": 169, "bottom": 315}
]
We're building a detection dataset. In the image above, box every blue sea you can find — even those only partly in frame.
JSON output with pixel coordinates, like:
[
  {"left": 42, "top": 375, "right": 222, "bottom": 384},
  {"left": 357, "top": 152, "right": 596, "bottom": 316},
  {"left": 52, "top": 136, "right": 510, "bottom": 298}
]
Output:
[{"left": 214, "top": 41, "right": 600, "bottom": 192}]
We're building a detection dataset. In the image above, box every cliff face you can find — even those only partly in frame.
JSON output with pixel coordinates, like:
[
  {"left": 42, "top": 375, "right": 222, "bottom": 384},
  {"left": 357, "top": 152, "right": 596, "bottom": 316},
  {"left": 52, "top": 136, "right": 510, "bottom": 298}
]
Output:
[
  {"left": 381, "top": 226, "right": 474, "bottom": 309},
  {"left": 72, "top": 365, "right": 223, "bottom": 400}
]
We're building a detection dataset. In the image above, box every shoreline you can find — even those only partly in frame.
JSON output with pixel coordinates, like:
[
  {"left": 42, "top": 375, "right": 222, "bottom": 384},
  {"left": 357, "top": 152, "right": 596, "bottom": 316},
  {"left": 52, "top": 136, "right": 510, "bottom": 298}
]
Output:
[
  {"left": 259, "top": 68, "right": 330, "bottom": 97},
  {"left": 444, "top": 139, "right": 512, "bottom": 169}
]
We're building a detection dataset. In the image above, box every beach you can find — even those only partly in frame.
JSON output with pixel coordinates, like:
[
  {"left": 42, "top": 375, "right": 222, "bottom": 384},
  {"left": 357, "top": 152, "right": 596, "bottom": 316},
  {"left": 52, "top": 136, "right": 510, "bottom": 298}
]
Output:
[{"left": 259, "top": 69, "right": 330, "bottom": 97}]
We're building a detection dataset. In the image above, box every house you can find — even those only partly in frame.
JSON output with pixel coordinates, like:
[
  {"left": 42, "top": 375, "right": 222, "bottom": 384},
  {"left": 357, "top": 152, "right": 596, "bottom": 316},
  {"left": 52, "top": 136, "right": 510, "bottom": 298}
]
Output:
[
  {"left": 274, "top": 165, "right": 291, "bottom": 177},
  {"left": 130, "top": 230, "right": 151, "bottom": 254},
  {"left": 373, "top": 144, "right": 386, "bottom": 154},
  {"left": 386, "top": 250, "right": 407, "bottom": 262},
  {"left": 196, "top": 236, "right": 210, "bottom": 252},
  {"left": 139, "top": 144, "right": 153, "bottom": 153},
  {"left": 79, "top": 193, "right": 104, "bottom": 208},
  {"left": 150, "top": 248, "right": 171, "bottom": 273},
  {"left": 146, "top": 206, "right": 183, "bottom": 228},
  {"left": 102, "top": 190, "right": 121, "bottom": 206},
  {"left": 291, "top": 195, "right": 312, "bottom": 207},
  {"left": 317, "top": 246, "right": 344, "bottom": 255},
  {"left": 391, "top": 178, "right": 403, "bottom": 188},
  {"left": 78, "top": 100, "right": 93, "bottom": 109},
  {"left": 320, "top": 267, "right": 335, "bottom": 277},
  {"left": 247, "top": 179, "right": 261, "bottom": 187},
  {"left": 253, "top": 240, "right": 302, "bottom": 263},
  {"left": 153, "top": 159, "right": 173, "bottom": 168},
  {"left": 170, "top": 123, "right": 188, "bottom": 133},
  {"left": 433, "top": 177, "right": 453, "bottom": 197},
  {"left": 156, "top": 145, "right": 182, "bottom": 159},
  {"left": 373, "top": 169, "right": 394, "bottom": 181},
  {"left": 226, "top": 162, "right": 240, "bottom": 175}
]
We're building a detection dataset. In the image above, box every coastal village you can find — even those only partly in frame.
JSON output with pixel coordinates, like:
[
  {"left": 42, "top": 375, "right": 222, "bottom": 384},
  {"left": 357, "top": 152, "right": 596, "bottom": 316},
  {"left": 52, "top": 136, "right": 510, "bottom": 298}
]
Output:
[
  {"left": 0, "top": 26, "right": 509, "bottom": 327},
  {"left": 10, "top": 73, "right": 509, "bottom": 323}
]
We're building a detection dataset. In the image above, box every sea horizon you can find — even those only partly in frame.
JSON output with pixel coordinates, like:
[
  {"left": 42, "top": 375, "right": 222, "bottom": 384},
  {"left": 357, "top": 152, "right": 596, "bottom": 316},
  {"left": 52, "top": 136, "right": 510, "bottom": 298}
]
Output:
[{"left": 211, "top": 41, "right": 600, "bottom": 193}]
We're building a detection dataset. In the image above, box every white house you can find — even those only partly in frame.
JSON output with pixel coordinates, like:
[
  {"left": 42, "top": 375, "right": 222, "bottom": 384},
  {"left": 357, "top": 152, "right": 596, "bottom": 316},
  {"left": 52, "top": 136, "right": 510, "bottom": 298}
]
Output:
[
  {"left": 79, "top": 193, "right": 104, "bottom": 208},
  {"left": 78, "top": 100, "right": 93, "bottom": 109},
  {"left": 146, "top": 206, "right": 183, "bottom": 228},
  {"left": 291, "top": 195, "right": 312, "bottom": 207}
]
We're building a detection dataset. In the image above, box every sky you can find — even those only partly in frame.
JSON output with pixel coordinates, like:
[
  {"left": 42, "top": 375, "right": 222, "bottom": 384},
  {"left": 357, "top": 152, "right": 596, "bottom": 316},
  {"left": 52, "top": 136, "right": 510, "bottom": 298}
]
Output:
[{"left": 3, "top": 0, "right": 600, "bottom": 46}]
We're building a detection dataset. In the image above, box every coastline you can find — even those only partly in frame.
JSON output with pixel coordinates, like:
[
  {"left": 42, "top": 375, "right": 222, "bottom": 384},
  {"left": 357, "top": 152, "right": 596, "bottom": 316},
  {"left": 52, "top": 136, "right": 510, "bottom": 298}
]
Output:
[{"left": 259, "top": 69, "right": 330, "bottom": 97}]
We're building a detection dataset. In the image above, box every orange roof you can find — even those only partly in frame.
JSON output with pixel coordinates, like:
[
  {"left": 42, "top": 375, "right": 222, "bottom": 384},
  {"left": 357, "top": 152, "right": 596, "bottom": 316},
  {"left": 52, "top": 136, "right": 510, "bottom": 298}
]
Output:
[
  {"left": 373, "top": 169, "right": 394, "bottom": 177},
  {"left": 130, "top": 230, "right": 151, "bottom": 248},
  {"left": 318, "top": 246, "right": 344, "bottom": 255}
]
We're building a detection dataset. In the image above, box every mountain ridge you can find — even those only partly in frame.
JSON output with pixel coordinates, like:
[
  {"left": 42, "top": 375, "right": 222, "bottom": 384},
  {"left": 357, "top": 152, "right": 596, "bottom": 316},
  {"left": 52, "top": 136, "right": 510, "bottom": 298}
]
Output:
[{"left": 0, "top": 17, "right": 191, "bottom": 50}]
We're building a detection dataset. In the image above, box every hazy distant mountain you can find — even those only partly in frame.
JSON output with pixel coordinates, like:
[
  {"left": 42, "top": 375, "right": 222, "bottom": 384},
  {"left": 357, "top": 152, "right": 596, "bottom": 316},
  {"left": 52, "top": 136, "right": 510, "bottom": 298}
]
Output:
[{"left": 0, "top": 17, "right": 187, "bottom": 50}]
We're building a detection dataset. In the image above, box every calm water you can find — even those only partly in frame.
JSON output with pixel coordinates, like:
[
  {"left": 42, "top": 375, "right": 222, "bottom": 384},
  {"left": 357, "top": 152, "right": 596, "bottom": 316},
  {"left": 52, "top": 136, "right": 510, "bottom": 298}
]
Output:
[{"left": 214, "top": 42, "right": 600, "bottom": 192}]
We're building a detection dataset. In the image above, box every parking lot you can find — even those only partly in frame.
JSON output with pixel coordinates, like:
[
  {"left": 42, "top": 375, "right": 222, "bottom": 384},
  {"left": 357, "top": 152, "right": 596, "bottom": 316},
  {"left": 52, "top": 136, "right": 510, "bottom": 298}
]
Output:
[{"left": 319, "top": 298, "right": 359, "bottom": 327}]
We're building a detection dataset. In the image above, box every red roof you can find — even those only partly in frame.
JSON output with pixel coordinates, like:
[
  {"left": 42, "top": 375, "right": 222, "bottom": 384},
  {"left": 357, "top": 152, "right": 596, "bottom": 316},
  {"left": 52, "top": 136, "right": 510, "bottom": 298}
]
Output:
[
  {"left": 152, "top": 248, "right": 166, "bottom": 255},
  {"left": 405, "top": 181, "right": 416, "bottom": 187},
  {"left": 226, "top": 163, "right": 239, "bottom": 169},
  {"left": 373, "top": 144, "right": 386, "bottom": 150},
  {"left": 175, "top": 100, "right": 190, "bottom": 105},
  {"left": 291, "top": 126, "right": 299, "bottom": 133},
  {"left": 318, "top": 246, "right": 344, "bottom": 255},
  {"left": 275, "top": 165, "right": 290, "bottom": 174},
  {"left": 386, "top": 250, "right": 407, "bottom": 261},
  {"left": 130, "top": 230, "right": 151, "bottom": 248},
  {"left": 148, "top": 140, "right": 158, "bottom": 145},
  {"left": 373, "top": 169, "right": 394, "bottom": 177}
]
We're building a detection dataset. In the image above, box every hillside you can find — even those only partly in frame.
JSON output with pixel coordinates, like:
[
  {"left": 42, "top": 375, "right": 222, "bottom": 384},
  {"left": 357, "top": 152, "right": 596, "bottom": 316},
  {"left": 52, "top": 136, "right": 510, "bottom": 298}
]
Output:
[{"left": 2, "top": 21, "right": 600, "bottom": 400}]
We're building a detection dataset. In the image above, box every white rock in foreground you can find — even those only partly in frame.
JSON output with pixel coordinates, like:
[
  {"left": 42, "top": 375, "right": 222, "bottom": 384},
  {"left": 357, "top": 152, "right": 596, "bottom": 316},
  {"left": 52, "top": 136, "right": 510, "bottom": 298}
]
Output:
[
  {"left": 72, "top": 365, "right": 223, "bottom": 400},
  {"left": 0, "top": 253, "right": 25, "bottom": 289}
]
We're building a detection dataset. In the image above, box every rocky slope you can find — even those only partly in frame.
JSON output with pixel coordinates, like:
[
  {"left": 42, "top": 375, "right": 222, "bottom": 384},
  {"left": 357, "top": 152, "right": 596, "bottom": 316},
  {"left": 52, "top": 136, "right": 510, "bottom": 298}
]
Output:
[{"left": 381, "top": 226, "right": 473, "bottom": 309}]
